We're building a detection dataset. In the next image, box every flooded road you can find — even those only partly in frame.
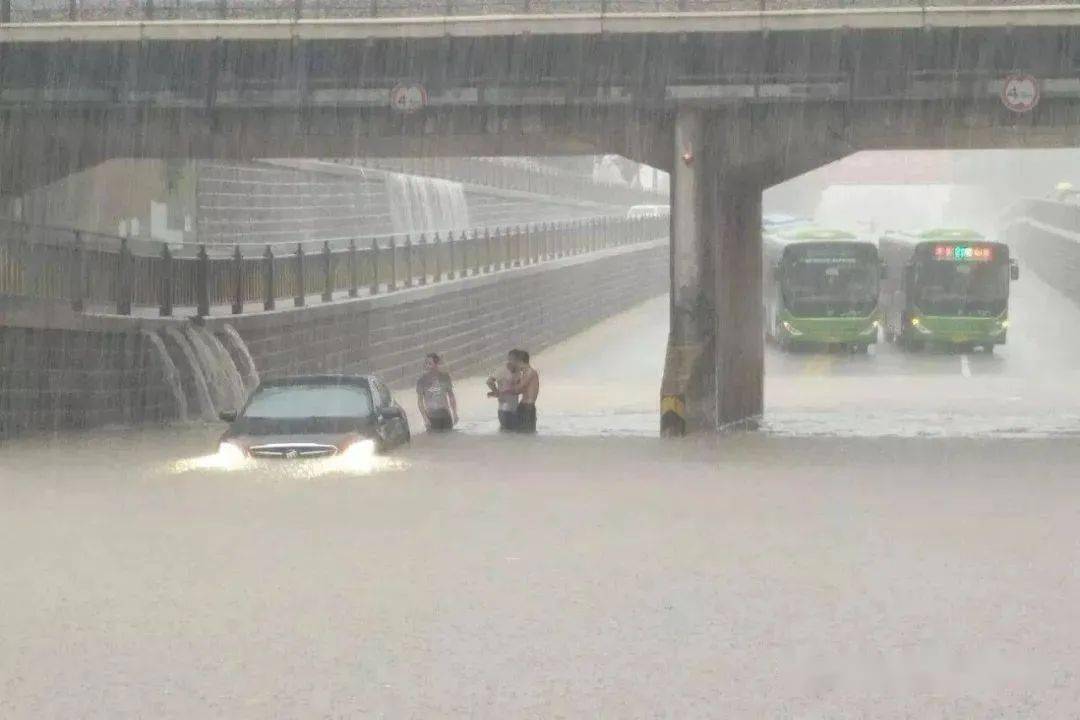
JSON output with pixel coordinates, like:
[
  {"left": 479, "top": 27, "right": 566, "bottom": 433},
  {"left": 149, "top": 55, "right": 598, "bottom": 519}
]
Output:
[{"left": 4, "top": 268, "right": 1080, "bottom": 717}]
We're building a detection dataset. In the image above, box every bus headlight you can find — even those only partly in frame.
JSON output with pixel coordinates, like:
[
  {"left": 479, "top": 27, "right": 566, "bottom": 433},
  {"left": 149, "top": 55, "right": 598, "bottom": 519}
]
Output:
[
  {"left": 781, "top": 321, "right": 803, "bottom": 336},
  {"left": 911, "top": 317, "right": 932, "bottom": 334},
  {"left": 861, "top": 321, "right": 880, "bottom": 335},
  {"left": 1000, "top": 319, "right": 1009, "bottom": 329}
]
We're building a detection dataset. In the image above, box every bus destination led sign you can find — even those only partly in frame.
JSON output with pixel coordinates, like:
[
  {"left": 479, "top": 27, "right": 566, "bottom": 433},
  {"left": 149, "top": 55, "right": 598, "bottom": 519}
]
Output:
[{"left": 933, "top": 245, "right": 993, "bottom": 262}]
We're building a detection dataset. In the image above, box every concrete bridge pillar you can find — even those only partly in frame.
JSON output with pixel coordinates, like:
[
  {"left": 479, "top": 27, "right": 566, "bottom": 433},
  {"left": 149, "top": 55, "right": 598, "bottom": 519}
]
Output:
[
  {"left": 713, "top": 170, "right": 764, "bottom": 428},
  {"left": 661, "top": 110, "right": 764, "bottom": 435}
]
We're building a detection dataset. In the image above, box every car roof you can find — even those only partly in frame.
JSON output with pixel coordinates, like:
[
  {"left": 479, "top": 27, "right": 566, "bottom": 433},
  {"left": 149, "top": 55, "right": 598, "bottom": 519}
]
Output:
[{"left": 257, "top": 374, "right": 375, "bottom": 389}]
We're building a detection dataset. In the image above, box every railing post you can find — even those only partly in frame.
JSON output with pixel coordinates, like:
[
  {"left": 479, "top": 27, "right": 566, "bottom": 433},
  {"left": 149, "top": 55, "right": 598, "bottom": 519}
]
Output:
[
  {"left": 322, "top": 240, "right": 333, "bottom": 302},
  {"left": 433, "top": 232, "right": 442, "bottom": 282},
  {"left": 216, "top": 0, "right": 227, "bottom": 18},
  {"left": 447, "top": 231, "right": 457, "bottom": 280},
  {"left": 473, "top": 230, "right": 482, "bottom": 275},
  {"left": 114, "top": 237, "right": 133, "bottom": 316},
  {"left": 294, "top": 0, "right": 304, "bottom": 19},
  {"left": 70, "top": 231, "right": 86, "bottom": 312},
  {"left": 195, "top": 244, "right": 209, "bottom": 317},
  {"left": 388, "top": 237, "right": 398, "bottom": 291},
  {"left": 231, "top": 246, "right": 244, "bottom": 314},
  {"left": 404, "top": 235, "right": 414, "bottom": 288},
  {"left": 143, "top": 0, "right": 154, "bottom": 20},
  {"left": 68, "top": 0, "right": 77, "bottom": 21},
  {"left": 369, "top": 239, "right": 380, "bottom": 295},
  {"left": 418, "top": 233, "right": 428, "bottom": 285},
  {"left": 294, "top": 244, "right": 305, "bottom": 307},
  {"left": 1, "top": 0, "right": 11, "bottom": 24},
  {"left": 263, "top": 246, "right": 275, "bottom": 311},
  {"left": 156, "top": 244, "right": 173, "bottom": 317},
  {"left": 348, "top": 239, "right": 359, "bottom": 298},
  {"left": 484, "top": 228, "right": 493, "bottom": 273}
]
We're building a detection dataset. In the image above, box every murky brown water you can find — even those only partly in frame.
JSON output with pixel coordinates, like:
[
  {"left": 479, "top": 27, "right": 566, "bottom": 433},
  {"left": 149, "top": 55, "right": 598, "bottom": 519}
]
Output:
[{"left": 5, "top": 280, "right": 1080, "bottom": 716}]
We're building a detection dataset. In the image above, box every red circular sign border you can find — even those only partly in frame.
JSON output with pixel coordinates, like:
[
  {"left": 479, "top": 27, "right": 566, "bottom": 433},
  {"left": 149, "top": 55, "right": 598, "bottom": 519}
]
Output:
[
  {"left": 1001, "top": 74, "right": 1040, "bottom": 114},
  {"left": 390, "top": 83, "right": 428, "bottom": 114}
]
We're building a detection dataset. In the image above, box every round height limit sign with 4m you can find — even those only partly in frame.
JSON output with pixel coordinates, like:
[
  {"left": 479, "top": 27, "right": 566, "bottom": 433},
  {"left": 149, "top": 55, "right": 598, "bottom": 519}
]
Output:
[{"left": 1001, "top": 74, "right": 1039, "bottom": 113}]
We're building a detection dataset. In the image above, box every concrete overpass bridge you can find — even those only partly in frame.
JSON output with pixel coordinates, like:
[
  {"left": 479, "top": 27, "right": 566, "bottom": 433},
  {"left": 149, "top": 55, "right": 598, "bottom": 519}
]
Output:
[{"left": 4, "top": 2, "right": 1080, "bottom": 432}]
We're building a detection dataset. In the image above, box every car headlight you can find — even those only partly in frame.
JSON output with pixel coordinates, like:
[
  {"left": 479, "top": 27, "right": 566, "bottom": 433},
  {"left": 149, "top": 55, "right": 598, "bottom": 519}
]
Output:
[
  {"left": 217, "top": 441, "right": 246, "bottom": 467},
  {"left": 781, "top": 320, "right": 803, "bottom": 336},
  {"left": 341, "top": 439, "right": 377, "bottom": 461},
  {"left": 1000, "top": 319, "right": 1009, "bottom": 329}
]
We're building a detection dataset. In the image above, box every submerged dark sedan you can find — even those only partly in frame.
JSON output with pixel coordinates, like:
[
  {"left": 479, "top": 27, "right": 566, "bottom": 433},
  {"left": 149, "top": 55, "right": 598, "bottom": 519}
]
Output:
[{"left": 217, "top": 375, "right": 410, "bottom": 463}]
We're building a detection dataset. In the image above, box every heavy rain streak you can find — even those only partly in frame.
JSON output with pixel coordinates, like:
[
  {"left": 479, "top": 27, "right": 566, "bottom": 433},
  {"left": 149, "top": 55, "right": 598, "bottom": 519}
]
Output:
[{"left": 4, "top": 3, "right": 1080, "bottom": 717}]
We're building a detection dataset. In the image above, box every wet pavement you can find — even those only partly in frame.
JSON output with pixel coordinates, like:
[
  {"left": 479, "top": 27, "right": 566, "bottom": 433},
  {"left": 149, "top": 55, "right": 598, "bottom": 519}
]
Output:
[{"left": 3, "top": 268, "right": 1080, "bottom": 717}]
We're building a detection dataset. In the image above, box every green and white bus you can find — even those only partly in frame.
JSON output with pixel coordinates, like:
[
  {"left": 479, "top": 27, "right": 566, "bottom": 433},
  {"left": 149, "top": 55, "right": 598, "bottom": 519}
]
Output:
[
  {"left": 763, "top": 225, "right": 884, "bottom": 353},
  {"left": 878, "top": 229, "right": 1019, "bottom": 353}
]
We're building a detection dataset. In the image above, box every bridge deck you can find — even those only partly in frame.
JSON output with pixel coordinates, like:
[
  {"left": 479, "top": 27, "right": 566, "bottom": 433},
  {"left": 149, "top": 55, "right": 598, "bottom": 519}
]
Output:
[{"left": 4, "top": 3, "right": 1080, "bottom": 42}]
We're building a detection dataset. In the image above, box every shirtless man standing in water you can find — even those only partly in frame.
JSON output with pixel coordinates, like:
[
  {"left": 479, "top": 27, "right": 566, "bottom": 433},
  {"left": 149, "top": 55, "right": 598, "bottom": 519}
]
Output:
[{"left": 508, "top": 349, "right": 540, "bottom": 433}]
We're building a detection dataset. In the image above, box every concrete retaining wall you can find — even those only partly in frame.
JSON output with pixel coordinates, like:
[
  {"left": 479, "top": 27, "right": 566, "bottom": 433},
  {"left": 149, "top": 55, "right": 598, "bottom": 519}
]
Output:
[
  {"left": 1005, "top": 199, "right": 1080, "bottom": 307},
  {"left": 212, "top": 238, "right": 670, "bottom": 387},
  {"left": 0, "top": 309, "right": 181, "bottom": 437},
  {"left": 0, "top": 238, "right": 668, "bottom": 439}
]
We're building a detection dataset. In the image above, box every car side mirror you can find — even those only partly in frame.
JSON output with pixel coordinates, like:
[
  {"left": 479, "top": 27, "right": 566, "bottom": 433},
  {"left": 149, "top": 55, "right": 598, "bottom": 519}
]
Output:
[
  {"left": 379, "top": 407, "right": 402, "bottom": 420},
  {"left": 219, "top": 410, "right": 237, "bottom": 423},
  {"left": 1010, "top": 263, "right": 1020, "bottom": 281}
]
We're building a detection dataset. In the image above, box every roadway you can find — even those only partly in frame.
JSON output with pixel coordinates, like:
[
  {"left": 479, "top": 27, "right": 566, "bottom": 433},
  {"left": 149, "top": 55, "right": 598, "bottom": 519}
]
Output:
[{"left": 3, "top": 266, "right": 1080, "bottom": 716}]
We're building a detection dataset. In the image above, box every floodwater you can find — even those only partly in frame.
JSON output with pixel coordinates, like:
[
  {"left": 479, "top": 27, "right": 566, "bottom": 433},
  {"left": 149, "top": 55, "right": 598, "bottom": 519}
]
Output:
[{"left": 4, "top": 269, "right": 1080, "bottom": 716}]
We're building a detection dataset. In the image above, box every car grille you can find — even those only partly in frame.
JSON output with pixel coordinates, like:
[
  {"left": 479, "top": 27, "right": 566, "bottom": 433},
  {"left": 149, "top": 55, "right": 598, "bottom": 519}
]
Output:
[{"left": 249, "top": 443, "right": 339, "bottom": 460}]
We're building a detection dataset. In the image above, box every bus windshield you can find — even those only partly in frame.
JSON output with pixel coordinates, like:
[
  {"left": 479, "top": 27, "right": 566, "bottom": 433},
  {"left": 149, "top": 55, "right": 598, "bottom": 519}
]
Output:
[
  {"left": 913, "top": 258, "right": 1009, "bottom": 316},
  {"left": 781, "top": 244, "right": 879, "bottom": 318}
]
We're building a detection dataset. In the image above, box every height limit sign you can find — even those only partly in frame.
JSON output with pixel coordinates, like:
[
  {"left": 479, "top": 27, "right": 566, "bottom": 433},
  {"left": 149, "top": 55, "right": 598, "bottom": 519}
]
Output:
[
  {"left": 391, "top": 84, "right": 427, "bottom": 114},
  {"left": 1001, "top": 74, "right": 1039, "bottom": 113}
]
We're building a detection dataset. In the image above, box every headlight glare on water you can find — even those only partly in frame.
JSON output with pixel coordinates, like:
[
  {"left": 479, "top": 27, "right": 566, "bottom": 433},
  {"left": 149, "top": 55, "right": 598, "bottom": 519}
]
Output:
[
  {"left": 342, "top": 439, "right": 377, "bottom": 461},
  {"left": 217, "top": 441, "right": 246, "bottom": 467}
]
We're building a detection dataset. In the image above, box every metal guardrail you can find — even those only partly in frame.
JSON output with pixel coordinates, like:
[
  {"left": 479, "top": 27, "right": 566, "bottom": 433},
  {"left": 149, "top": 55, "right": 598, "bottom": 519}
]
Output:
[
  {"left": 0, "top": 1, "right": 1058, "bottom": 24},
  {"left": 0, "top": 215, "right": 668, "bottom": 317}
]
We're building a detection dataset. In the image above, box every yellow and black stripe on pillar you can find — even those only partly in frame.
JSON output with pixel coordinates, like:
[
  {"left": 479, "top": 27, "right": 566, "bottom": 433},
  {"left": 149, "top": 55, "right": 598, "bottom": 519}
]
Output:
[{"left": 660, "top": 393, "right": 687, "bottom": 437}]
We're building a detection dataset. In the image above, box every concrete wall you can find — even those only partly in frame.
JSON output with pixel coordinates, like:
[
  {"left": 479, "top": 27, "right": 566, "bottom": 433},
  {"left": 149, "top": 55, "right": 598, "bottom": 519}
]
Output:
[
  {"left": 1006, "top": 199, "right": 1080, "bottom": 307},
  {"left": 0, "top": 238, "right": 668, "bottom": 439},
  {"left": 213, "top": 238, "right": 669, "bottom": 388},
  {"left": 0, "top": 306, "right": 181, "bottom": 437}
]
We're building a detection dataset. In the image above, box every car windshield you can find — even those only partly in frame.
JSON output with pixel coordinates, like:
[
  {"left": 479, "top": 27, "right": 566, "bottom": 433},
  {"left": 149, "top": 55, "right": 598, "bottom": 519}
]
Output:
[
  {"left": 781, "top": 244, "right": 879, "bottom": 317},
  {"left": 914, "top": 258, "right": 1009, "bottom": 316},
  {"left": 242, "top": 384, "right": 374, "bottom": 419}
]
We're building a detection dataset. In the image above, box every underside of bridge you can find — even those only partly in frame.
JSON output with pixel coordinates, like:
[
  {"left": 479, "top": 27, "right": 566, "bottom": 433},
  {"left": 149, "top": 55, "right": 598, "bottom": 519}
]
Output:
[{"left": 5, "top": 18, "right": 1080, "bottom": 432}]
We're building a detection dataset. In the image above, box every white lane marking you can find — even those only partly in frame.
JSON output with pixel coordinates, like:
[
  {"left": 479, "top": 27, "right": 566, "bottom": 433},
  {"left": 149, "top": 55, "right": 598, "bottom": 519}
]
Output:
[{"left": 960, "top": 354, "right": 972, "bottom": 378}]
